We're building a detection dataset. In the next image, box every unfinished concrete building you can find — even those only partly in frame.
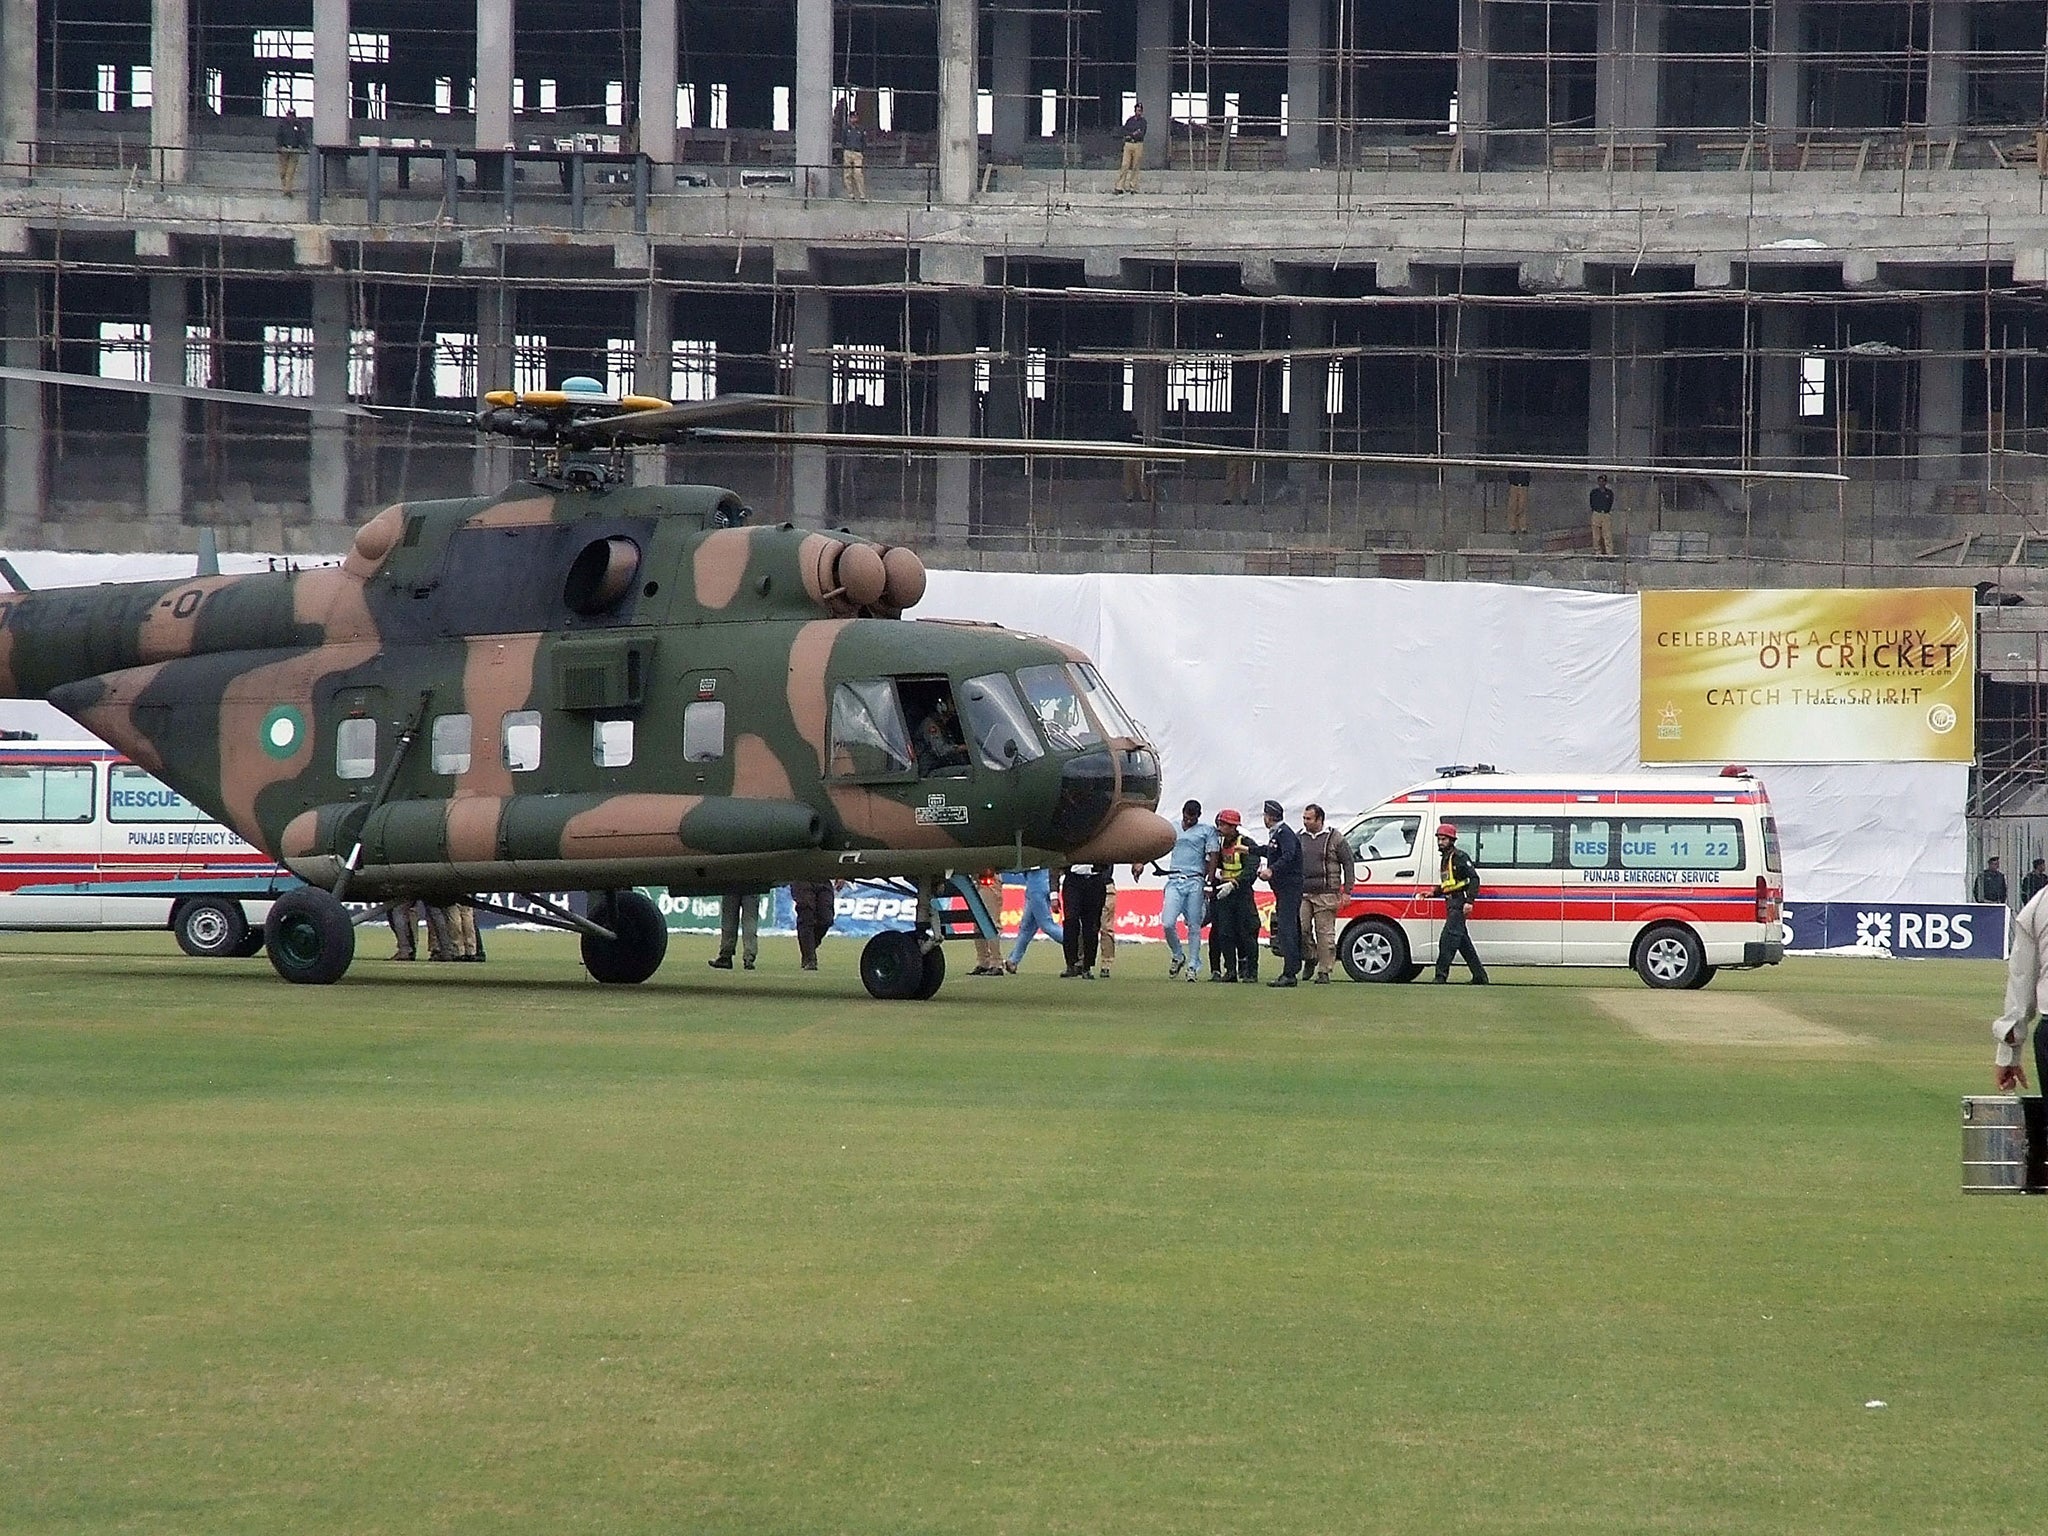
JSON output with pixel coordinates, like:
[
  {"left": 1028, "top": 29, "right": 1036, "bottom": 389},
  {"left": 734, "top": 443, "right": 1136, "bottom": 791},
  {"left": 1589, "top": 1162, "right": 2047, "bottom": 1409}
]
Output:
[{"left": 2, "top": 0, "right": 2048, "bottom": 590}]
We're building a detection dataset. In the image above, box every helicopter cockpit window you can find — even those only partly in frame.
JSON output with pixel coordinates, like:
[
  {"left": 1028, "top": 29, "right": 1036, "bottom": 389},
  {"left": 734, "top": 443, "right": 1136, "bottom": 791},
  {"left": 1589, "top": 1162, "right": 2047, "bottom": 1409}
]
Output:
[
  {"left": 1071, "top": 664, "right": 1143, "bottom": 741},
  {"left": 595, "top": 718, "right": 635, "bottom": 768},
  {"left": 1015, "top": 664, "right": 1102, "bottom": 752},
  {"left": 431, "top": 714, "right": 472, "bottom": 775},
  {"left": 336, "top": 717, "right": 377, "bottom": 781},
  {"left": 960, "top": 672, "right": 1045, "bottom": 770},
  {"left": 827, "top": 680, "right": 914, "bottom": 779},
  {"left": 1346, "top": 815, "right": 1420, "bottom": 863},
  {"left": 896, "top": 677, "right": 971, "bottom": 778},
  {"left": 682, "top": 703, "right": 725, "bottom": 763},
  {"left": 503, "top": 710, "right": 543, "bottom": 773}
]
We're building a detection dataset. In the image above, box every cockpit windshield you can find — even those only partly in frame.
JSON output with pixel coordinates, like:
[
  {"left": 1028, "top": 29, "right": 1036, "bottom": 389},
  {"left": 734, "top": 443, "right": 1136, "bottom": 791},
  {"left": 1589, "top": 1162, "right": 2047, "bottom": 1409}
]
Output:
[
  {"left": 1016, "top": 663, "right": 1102, "bottom": 752},
  {"left": 1072, "top": 663, "right": 1144, "bottom": 741},
  {"left": 960, "top": 672, "right": 1045, "bottom": 770}
]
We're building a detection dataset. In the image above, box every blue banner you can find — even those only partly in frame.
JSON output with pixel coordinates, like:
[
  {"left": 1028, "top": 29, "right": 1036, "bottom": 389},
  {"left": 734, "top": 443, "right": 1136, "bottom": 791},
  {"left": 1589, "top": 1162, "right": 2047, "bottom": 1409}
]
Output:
[{"left": 1781, "top": 900, "right": 2009, "bottom": 960}]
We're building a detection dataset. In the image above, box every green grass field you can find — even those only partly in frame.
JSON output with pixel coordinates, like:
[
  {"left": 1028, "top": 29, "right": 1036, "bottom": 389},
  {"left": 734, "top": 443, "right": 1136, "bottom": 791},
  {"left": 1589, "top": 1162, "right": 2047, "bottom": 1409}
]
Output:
[{"left": 0, "top": 932, "right": 2040, "bottom": 1533}]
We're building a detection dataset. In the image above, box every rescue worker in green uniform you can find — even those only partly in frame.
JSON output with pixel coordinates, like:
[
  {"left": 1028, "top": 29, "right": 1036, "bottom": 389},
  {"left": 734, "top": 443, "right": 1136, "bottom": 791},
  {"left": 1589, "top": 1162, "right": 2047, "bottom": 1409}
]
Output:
[
  {"left": 1208, "top": 808, "right": 1261, "bottom": 982},
  {"left": 1431, "top": 822, "right": 1489, "bottom": 984}
]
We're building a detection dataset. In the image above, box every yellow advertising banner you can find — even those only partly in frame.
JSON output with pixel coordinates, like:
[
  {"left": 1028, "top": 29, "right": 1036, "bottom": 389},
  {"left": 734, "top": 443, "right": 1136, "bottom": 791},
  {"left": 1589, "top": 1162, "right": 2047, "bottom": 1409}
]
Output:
[{"left": 1640, "top": 588, "right": 1974, "bottom": 763}]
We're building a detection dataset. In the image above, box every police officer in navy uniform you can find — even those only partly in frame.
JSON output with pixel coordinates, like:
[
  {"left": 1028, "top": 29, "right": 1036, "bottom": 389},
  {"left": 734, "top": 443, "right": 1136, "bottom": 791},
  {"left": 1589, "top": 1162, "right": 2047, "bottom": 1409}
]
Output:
[{"left": 1431, "top": 822, "right": 1489, "bottom": 984}]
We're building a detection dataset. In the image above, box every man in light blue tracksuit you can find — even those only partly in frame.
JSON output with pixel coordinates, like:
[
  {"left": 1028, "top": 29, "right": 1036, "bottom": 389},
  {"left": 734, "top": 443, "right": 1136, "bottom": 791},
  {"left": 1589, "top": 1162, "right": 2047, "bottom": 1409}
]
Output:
[
  {"left": 1146, "top": 798, "right": 1221, "bottom": 981},
  {"left": 1005, "top": 866, "right": 1064, "bottom": 972}
]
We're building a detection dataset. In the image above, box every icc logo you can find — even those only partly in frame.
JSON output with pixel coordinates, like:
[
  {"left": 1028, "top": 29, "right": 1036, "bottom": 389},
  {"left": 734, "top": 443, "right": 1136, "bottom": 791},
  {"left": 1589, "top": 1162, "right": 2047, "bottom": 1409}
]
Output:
[{"left": 1927, "top": 703, "right": 1957, "bottom": 734}]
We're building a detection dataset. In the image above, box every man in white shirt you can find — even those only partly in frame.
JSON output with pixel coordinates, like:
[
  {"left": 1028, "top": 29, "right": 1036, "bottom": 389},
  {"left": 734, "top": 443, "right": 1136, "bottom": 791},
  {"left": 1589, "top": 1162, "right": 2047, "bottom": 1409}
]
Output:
[{"left": 1991, "top": 885, "right": 2048, "bottom": 1091}]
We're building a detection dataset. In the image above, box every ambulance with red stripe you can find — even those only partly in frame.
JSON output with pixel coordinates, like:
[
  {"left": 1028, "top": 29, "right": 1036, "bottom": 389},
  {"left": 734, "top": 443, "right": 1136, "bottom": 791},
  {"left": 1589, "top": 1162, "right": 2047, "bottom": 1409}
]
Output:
[
  {"left": 1335, "top": 769, "right": 1786, "bottom": 988},
  {"left": 0, "top": 740, "right": 295, "bottom": 956}
]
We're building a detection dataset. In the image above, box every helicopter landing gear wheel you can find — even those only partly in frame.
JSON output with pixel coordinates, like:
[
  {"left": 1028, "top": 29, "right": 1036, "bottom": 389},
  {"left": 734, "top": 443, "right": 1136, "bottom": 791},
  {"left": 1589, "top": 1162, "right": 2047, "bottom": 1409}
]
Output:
[
  {"left": 582, "top": 889, "right": 669, "bottom": 984},
  {"left": 264, "top": 887, "right": 357, "bottom": 985},
  {"left": 912, "top": 938, "right": 946, "bottom": 999},
  {"left": 174, "top": 896, "right": 249, "bottom": 959},
  {"left": 860, "top": 930, "right": 927, "bottom": 1000}
]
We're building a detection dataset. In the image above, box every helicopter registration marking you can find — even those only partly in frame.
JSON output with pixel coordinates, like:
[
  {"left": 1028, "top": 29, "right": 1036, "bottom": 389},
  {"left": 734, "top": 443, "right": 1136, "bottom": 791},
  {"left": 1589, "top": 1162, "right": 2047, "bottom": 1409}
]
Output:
[{"left": 914, "top": 793, "right": 969, "bottom": 827}]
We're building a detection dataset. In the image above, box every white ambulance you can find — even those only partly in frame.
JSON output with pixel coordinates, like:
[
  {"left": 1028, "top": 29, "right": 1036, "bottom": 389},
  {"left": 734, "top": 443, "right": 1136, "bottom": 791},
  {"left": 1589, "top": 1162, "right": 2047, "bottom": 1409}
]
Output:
[
  {"left": 1336, "top": 769, "right": 1786, "bottom": 988},
  {"left": 0, "top": 740, "right": 294, "bottom": 956}
]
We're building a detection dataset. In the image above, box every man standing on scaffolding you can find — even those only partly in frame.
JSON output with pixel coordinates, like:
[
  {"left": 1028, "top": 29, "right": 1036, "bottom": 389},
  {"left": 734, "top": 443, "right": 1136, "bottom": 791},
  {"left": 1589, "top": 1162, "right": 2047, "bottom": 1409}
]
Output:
[{"left": 1115, "top": 102, "right": 1149, "bottom": 193}]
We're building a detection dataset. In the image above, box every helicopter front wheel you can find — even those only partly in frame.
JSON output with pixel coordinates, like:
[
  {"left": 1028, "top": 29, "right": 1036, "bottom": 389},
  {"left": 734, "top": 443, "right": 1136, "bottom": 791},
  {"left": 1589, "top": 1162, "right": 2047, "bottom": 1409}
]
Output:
[
  {"left": 582, "top": 889, "right": 669, "bottom": 984},
  {"left": 861, "top": 929, "right": 937, "bottom": 1000},
  {"left": 264, "top": 887, "right": 357, "bottom": 985}
]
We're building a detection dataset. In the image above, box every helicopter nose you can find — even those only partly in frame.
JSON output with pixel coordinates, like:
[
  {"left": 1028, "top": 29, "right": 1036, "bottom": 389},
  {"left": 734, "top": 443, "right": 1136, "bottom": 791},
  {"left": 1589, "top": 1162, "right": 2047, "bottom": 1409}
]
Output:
[
  {"left": 1068, "top": 804, "right": 1176, "bottom": 866},
  {"left": 1050, "top": 749, "right": 1116, "bottom": 845}
]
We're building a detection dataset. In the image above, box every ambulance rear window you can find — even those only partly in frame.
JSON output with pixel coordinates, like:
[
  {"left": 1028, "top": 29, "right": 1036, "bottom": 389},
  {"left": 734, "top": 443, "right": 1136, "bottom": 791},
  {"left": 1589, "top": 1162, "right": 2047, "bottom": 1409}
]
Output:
[{"left": 1761, "top": 815, "right": 1781, "bottom": 873}]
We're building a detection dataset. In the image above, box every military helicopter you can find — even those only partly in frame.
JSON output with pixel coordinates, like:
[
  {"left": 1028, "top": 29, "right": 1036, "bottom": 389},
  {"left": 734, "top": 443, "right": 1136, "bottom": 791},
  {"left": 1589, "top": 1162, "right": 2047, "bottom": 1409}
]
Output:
[
  {"left": 0, "top": 371, "right": 1179, "bottom": 999},
  {"left": 0, "top": 363, "right": 1849, "bottom": 999}
]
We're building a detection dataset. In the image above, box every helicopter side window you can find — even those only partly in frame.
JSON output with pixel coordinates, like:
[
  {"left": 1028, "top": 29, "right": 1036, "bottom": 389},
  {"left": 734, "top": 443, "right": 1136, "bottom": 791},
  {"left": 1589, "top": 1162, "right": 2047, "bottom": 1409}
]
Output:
[
  {"left": 336, "top": 717, "right": 377, "bottom": 781},
  {"left": 960, "top": 672, "right": 1045, "bottom": 770},
  {"left": 896, "top": 677, "right": 970, "bottom": 778},
  {"left": 431, "top": 714, "right": 472, "bottom": 775},
  {"left": 595, "top": 718, "right": 635, "bottom": 768},
  {"left": 503, "top": 710, "right": 543, "bottom": 772},
  {"left": 827, "top": 680, "right": 913, "bottom": 779},
  {"left": 1015, "top": 663, "right": 1102, "bottom": 752},
  {"left": 682, "top": 703, "right": 725, "bottom": 763}
]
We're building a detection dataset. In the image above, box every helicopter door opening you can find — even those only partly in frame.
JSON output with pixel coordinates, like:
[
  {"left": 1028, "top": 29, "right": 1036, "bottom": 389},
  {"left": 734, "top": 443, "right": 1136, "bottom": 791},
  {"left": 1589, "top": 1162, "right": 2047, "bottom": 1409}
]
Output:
[
  {"left": 826, "top": 676, "right": 976, "bottom": 783},
  {"left": 897, "top": 677, "right": 971, "bottom": 779}
]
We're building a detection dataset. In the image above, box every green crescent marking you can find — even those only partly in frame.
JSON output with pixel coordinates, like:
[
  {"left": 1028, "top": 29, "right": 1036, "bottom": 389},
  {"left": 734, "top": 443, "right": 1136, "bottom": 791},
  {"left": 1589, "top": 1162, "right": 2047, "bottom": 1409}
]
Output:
[{"left": 260, "top": 705, "right": 305, "bottom": 760}]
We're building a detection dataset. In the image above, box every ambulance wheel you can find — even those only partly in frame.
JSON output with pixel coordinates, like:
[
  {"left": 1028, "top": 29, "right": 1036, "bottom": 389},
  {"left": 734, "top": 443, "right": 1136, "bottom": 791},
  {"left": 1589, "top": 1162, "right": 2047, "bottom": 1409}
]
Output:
[
  {"left": 230, "top": 929, "right": 269, "bottom": 959},
  {"left": 860, "top": 930, "right": 926, "bottom": 1000},
  {"left": 1339, "top": 917, "right": 1411, "bottom": 982},
  {"left": 264, "top": 887, "right": 356, "bottom": 985},
  {"left": 1686, "top": 965, "right": 1719, "bottom": 990},
  {"left": 174, "top": 896, "right": 249, "bottom": 959},
  {"left": 913, "top": 941, "right": 947, "bottom": 1000},
  {"left": 1635, "top": 924, "right": 1706, "bottom": 989},
  {"left": 582, "top": 889, "right": 669, "bottom": 984}
]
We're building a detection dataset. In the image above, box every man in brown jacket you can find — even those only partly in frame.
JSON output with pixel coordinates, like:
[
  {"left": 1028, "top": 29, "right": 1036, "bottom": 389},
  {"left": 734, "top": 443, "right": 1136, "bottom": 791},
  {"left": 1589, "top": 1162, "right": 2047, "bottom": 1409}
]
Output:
[{"left": 1297, "top": 803, "right": 1356, "bottom": 984}]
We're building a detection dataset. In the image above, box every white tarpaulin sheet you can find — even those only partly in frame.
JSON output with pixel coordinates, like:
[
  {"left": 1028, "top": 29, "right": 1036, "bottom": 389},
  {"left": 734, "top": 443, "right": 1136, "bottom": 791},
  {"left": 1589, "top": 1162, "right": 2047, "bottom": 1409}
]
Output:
[
  {"left": 922, "top": 570, "right": 1966, "bottom": 907},
  {"left": 0, "top": 553, "right": 1964, "bottom": 906}
]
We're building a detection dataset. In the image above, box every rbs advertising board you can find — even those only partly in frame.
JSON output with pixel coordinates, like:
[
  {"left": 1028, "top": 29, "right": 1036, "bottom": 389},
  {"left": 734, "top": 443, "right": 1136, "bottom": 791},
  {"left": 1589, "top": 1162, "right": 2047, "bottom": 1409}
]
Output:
[
  {"left": 1783, "top": 902, "right": 2010, "bottom": 960},
  {"left": 1641, "top": 588, "right": 1973, "bottom": 763}
]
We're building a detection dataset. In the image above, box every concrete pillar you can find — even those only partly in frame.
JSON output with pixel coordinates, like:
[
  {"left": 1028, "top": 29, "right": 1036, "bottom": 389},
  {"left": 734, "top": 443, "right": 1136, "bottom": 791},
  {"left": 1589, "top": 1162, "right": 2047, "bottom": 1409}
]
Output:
[
  {"left": 1288, "top": 304, "right": 1328, "bottom": 488},
  {"left": 152, "top": 0, "right": 190, "bottom": 182},
  {"left": 473, "top": 284, "right": 514, "bottom": 492},
  {"left": 934, "top": 296, "right": 975, "bottom": 541},
  {"left": 1597, "top": 0, "right": 1663, "bottom": 138},
  {"left": 990, "top": 7, "right": 1030, "bottom": 166},
  {"left": 1756, "top": 301, "right": 1801, "bottom": 466},
  {"left": 789, "top": 288, "right": 831, "bottom": 522},
  {"left": 313, "top": 0, "right": 349, "bottom": 150},
  {"left": 1589, "top": 302, "right": 1661, "bottom": 463},
  {"left": 637, "top": 0, "right": 679, "bottom": 189},
  {"left": 1135, "top": 0, "right": 1170, "bottom": 167},
  {"left": 0, "top": 0, "right": 37, "bottom": 180},
  {"left": 146, "top": 275, "right": 187, "bottom": 533},
  {"left": 1286, "top": 0, "right": 1324, "bottom": 169},
  {"left": 2, "top": 273, "right": 45, "bottom": 532},
  {"left": 938, "top": 0, "right": 978, "bottom": 202},
  {"left": 1918, "top": 298, "right": 1965, "bottom": 479},
  {"left": 476, "top": 0, "right": 515, "bottom": 152},
  {"left": 310, "top": 278, "right": 351, "bottom": 524},
  {"left": 1766, "top": 0, "right": 1804, "bottom": 143},
  {"left": 1440, "top": 303, "right": 1484, "bottom": 480},
  {"left": 794, "top": 0, "right": 831, "bottom": 198},
  {"left": 1456, "top": 0, "right": 1488, "bottom": 169},
  {"left": 1925, "top": 0, "right": 1967, "bottom": 132},
  {"left": 631, "top": 285, "right": 673, "bottom": 487}
]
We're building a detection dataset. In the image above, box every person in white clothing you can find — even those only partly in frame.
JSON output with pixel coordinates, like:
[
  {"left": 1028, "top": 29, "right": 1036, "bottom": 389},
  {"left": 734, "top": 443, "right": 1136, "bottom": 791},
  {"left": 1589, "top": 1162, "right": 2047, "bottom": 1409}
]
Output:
[{"left": 1991, "top": 886, "right": 2048, "bottom": 1090}]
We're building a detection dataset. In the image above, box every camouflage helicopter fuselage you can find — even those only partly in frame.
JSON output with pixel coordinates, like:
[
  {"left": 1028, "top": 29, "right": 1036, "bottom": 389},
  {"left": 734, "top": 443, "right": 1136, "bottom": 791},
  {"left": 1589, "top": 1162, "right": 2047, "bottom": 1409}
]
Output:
[{"left": 0, "top": 482, "right": 1174, "bottom": 902}]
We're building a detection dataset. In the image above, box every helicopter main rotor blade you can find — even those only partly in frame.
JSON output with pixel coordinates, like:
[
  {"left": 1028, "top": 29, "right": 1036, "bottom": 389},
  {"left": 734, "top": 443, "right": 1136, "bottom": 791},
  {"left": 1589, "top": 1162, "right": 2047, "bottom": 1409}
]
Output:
[
  {"left": 578, "top": 393, "right": 819, "bottom": 443},
  {"left": 0, "top": 365, "right": 380, "bottom": 418},
  {"left": 687, "top": 427, "right": 1851, "bottom": 486}
]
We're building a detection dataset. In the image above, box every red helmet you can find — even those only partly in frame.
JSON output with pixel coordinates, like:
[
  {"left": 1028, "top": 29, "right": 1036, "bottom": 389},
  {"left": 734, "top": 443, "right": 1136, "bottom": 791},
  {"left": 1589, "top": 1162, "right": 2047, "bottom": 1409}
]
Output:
[
  {"left": 1216, "top": 808, "right": 1242, "bottom": 827},
  {"left": 1436, "top": 822, "right": 1459, "bottom": 840}
]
